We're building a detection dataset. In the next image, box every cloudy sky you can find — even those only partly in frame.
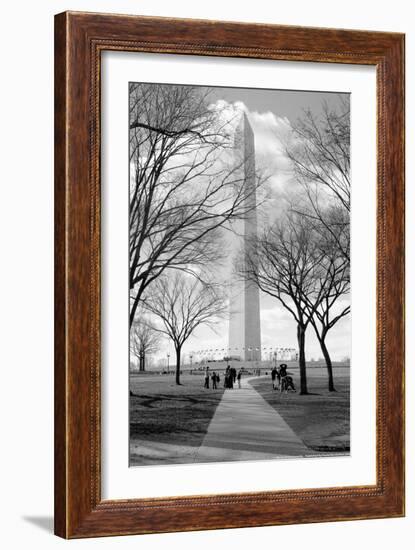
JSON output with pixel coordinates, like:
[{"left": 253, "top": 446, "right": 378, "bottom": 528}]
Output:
[{"left": 139, "top": 85, "right": 350, "bottom": 366}]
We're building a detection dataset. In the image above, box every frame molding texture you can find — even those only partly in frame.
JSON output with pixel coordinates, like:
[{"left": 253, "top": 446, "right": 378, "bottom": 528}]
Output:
[{"left": 54, "top": 11, "right": 405, "bottom": 538}]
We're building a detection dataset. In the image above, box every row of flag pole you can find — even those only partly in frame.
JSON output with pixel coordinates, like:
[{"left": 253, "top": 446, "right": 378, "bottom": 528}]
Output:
[
  {"left": 183, "top": 347, "right": 298, "bottom": 362},
  {"left": 188, "top": 347, "right": 296, "bottom": 354}
]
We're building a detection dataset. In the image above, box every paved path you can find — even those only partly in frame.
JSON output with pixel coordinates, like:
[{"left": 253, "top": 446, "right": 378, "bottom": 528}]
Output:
[{"left": 194, "top": 377, "right": 315, "bottom": 463}]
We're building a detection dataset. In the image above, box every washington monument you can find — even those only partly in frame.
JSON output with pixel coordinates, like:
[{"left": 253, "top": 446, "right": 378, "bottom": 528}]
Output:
[{"left": 228, "top": 113, "right": 261, "bottom": 362}]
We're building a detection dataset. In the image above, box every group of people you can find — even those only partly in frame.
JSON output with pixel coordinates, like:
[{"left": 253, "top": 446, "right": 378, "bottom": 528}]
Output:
[
  {"left": 224, "top": 364, "right": 243, "bottom": 389},
  {"left": 203, "top": 367, "right": 220, "bottom": 389},
  {"left": 204, "top": 365, "right": 243, "bottom": 390},
  {"left": 271, "top": 364, "right": 296, "bottom": 392},
  {"left": 203, "top": 363, "right": 296, "bottom": 392}
]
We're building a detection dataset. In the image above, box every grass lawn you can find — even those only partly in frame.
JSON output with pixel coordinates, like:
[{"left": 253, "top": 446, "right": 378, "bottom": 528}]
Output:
[
  {"left": 250, "top": 366, "right": 350, "bottom": 453},
  {"left": 130, "top": 373, "right": 225, "bottom": 448}
]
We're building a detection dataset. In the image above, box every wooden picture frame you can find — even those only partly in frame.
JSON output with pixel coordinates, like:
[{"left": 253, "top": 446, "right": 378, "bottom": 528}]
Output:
[{"left": 54, "top": 11, "right": 405, "bottom": 538}]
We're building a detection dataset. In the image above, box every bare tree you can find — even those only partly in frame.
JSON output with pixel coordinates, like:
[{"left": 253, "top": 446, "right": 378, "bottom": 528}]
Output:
[
  {"left": 242, "top": 213, "right": 326, "bottom": 394},
  {"left": 129, "top": 83, "right": 262, "bottom": 327},
  {"left": 306, "top": 230, "right": 350, "bottom": 391},
  {"left": 130, "top": 318, "right": 161, "bottom": 371},
  {"left": 283, "top": 98, "right": 351, "bottom": 390},
  {"left": 143, "top": 272, "right": 227, "bottom": 385}
]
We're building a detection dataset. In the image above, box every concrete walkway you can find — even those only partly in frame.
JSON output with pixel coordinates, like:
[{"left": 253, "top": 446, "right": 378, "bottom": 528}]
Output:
[{"left": 194, "top": 377, "right": 314, "bottom": 463}]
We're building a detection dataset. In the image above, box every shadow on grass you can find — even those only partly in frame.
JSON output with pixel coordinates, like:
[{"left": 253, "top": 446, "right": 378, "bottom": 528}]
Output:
[
  {"left": 131, "top": 392, "right": 224, "bottom": 408},
  {"left": 132, "top": 393, "right": 200, "bottom": 407},
  {"left": 308, "top": 444, "right": 350, "bottom": 453},
  {"left": 130, "top": 421, "right": 207, "bottom": 439}
]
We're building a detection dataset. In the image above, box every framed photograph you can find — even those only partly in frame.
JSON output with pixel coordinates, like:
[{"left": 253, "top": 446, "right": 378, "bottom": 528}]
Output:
[{"left": 54, "top": 11, "right": 405, "bottom": 538}]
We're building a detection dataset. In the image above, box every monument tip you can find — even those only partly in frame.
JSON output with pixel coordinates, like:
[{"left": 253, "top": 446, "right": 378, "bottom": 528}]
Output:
[{"left": 235, "top": 110, "right": 254, "bottom": 146}]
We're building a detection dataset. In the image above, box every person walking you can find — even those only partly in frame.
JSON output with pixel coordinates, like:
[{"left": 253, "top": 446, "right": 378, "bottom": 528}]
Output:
[
  {"left": 211, "top": 371, "right": 217, "bottom": 389},
  {"left": 237, "top": 369, "right": 242, "bottom": 389},
  {"left": 204, "top": 366, "right": 210, "bottom": 389}
]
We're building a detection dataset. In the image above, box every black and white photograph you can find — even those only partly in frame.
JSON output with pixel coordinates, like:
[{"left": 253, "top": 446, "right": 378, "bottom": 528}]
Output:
[
  {"left": 128, "top": 82, "right": 351, "bottom": 467},
  {"left": 0, "top": 0, "right": 409, "bottom": 545}
]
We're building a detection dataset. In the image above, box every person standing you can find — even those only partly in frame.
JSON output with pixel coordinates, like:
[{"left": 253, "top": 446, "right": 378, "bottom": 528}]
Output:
[
  {"left": 225, "top": 365, "right": 233, "bottom": 389},
  {"left": 211, "top": 371, "right": 217, "bottom": 389},
  {"left": 204, "top": 366, "right": 210, "bottom": 389},
  {"left": 237, "top": 369, "right": 242, "bottom": 389},
  {"left": 279, "top": 363, "right": 287, "bottom": 392},
  {"left": 271, "top": 366, "right": 277, "bottom": 390}
]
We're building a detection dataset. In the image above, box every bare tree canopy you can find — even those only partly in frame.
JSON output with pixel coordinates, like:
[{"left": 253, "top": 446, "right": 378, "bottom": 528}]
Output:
[
  {"left": 129, "top": 83, "right": 263, "bottom": 327},
  {"left": 286, "top": 98, "right": 350, "bottom": 265},
  {"left": 142, "top": 272, "right": 227, "bottom": 384},
  {"left": 286, "top": 97, "right": 350, "bottom": 211},
  {"left": 130, "top": 317, "right": 161, "bottom": 372}
]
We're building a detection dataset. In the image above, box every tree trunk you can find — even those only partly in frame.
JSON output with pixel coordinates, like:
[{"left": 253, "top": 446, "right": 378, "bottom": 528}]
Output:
[
  {"left": 140, "top": 351, "right": 146, "bottom": 372},
  {"left": 297, "top": 324, "right": 308, "bottom": 395},
  {"left": 129, "top": 284, "right": 145, "bottom": 328},
  {"left": 129, "top": 295, "right": 140, "bottom": 328},
  {"left": 319, "top": 333, "right": 336, "bottom": 392},
  {"left": 175, "top": 346, "right": 182, "bottom": 385}
]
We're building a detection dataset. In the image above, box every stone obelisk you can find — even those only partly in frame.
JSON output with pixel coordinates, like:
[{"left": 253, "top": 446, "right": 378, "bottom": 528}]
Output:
[{"left": 228, "top": 113, "right": 261, "bottom": 362}]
